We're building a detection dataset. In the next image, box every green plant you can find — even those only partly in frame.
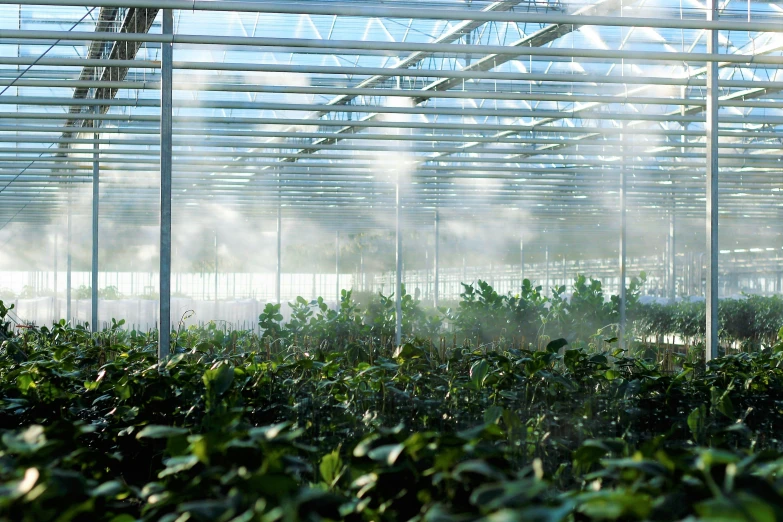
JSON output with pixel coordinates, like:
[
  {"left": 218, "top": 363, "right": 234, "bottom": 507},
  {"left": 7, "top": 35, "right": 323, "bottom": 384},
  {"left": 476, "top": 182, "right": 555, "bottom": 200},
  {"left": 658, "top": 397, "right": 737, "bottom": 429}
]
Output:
[{"left": 2, "top": 283, "right": 783, "bottom": 521}]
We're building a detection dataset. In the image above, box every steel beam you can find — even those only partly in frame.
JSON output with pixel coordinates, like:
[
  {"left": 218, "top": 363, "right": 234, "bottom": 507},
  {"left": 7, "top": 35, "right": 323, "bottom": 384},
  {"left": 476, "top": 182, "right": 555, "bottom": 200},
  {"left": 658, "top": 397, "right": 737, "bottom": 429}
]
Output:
[
  {"left": 53, "top": 230, "right": 58, "bottom": 319},
  {"left": 706, "top": 0, "right": 720, "bottom": 362},
  {"left": 395, "top": 182, "right": 402, "bottom": 347},
  {"left": 335, "top": 230, "right": 340, "bottom": 303},
  {"left": 4, "top": 30, "right": 783, "bottom": 66},
  {"left": 669, "top": 208, "right": 676, "bottom": 302},
  {"left": 66, "top": 188, "right": 72, "bottom": 322},
  {"left": 520, "top": 237, "right": 525, "bottom": 282},
  {"left": 214, "top": 229, "right": 218, "bottom": 303},
  {"left": 276, "top": 204, "right": 281, "bottom": 304},
  {"left": 433, "top": 211, "right": 439, "bottom": 308},
  {"left": 619, "top": 123, "right": 627, "bottom": 348},
  {"left": 91, "top": 105, "right": 99, "bottom": 332},
  {"left": 158, "top": 8, "right": 172, "bottom": 359},
  {"left": 545, "top": 245, "right": 550, "bottom": 296},
  {"left": 2, "top": 0, "right": 782, "bottom": 34}
]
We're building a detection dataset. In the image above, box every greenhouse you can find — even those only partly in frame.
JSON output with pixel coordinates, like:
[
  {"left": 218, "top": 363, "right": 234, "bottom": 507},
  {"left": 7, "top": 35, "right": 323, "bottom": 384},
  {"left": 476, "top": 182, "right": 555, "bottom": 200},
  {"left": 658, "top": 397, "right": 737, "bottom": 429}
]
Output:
[{"left": 1, "top": 1, "right": 783, "bottom": 520}]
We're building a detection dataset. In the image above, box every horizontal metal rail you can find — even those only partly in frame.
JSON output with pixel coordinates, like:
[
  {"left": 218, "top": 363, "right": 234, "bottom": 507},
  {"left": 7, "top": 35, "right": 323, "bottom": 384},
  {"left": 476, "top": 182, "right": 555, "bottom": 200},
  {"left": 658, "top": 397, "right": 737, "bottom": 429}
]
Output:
[
  {"left": 3, "top": 0, "right": 783, "bottom": 34},
  {"left": 4, "top": 30, "right": 783, "bottom": 66}
]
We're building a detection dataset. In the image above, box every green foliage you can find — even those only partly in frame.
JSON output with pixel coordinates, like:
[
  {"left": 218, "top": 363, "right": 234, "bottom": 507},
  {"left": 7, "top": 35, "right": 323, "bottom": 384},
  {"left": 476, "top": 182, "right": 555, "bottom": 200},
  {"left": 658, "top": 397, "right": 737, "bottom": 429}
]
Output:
[
  {"left": 0, "top": 300, "right": 14, "bottom": 340},
  {"left": 2, "top": 284, "right": 783, "bottom": 521},
  {"left": 632, "top": 294, "right": 783, "bottom": 350},
  {"left": 257, "top": 302, "right": 284, "bottom": 341},
  {"left": 446, "top": 279, "right": 548, "bottom": 347}
]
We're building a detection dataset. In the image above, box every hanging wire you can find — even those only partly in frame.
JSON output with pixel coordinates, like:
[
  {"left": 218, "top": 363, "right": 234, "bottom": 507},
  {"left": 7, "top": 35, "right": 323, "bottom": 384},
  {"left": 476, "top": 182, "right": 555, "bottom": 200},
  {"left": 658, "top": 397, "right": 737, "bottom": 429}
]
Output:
[{"left": 0, "top": 7, "right": 98, "bottom": 97}]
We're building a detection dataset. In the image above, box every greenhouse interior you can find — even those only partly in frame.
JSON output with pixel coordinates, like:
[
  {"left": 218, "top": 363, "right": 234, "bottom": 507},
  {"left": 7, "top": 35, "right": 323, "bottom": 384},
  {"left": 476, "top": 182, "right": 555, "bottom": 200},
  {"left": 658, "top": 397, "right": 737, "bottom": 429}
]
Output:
[{"left": 2, "top": 1, "right": 783, "bottom": 520}]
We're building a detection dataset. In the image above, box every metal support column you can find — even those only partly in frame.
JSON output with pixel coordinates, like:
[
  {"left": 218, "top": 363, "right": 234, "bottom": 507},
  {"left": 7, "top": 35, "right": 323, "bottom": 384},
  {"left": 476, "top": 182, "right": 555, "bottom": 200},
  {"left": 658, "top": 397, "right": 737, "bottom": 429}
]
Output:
[
  {"left": 66, "top": 189, "right": 72, "bottom": 322},
  {"left": 619, "top": 123, "right": 628, "bottom": 347},
  {"left": 360, "top": 252, "right": 364, "bottom": 293},
  {"left": 433, "top": 211, "right": 440, "bottom": 307},
  {"left": 214, "top": 230, "right": 218, "bottom": 303},
  {"left": 706, "top": 0, "right": 720, "bottom": 361},
  {"left": 668, "top": 209, "right": 676, "bottom": 301},
  {"left": 53, "top": 231, "right": 58, "bottom": 318},
  {"left": 335, "top": 231, "right": 341, "bottom": 303},
  {"left": 91, "top": 104, "right": 99, "bottom": 332},
  {"left": 545, "top": 246, "right": 550, "bottom": 295},
  {"left": 562, "top": 256, "right": 567, "bottom": 289},
  {"left": 395, "top": 182, "right": 402, "bottom": 346},
  {"left": 276, "top": 205, "right": 282, "bottom": 304},
  {"left": 159, "top": 8, "right": 173, "bottom": 359},
  {"left": 520, "top": 237, "right": 525, "bottom": 283}
]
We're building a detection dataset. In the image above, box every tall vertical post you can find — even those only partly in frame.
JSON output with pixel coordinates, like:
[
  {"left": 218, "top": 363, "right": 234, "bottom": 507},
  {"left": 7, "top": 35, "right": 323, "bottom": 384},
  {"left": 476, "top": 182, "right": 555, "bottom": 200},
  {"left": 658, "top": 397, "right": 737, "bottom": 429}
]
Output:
[
  {"left": 619, "top": 123, "right": 628, "bottom": 348},
  {"left": 520, "top": 237, "right": 525, "bottom": 282},
  {"left": 395, "top": 183, "right": 403, "bottom": 346},
  {"left": 360, "top": 252, "right": 364, "bottom": 292},
  {"left": 276, "top": 205, "right": 282, "bottom": 304},
  {"left": 562, "top": 256, "right": 567, "bottom": 289},
  {"left": 335, "top": 230, "right": 341, "bottom": 303},
  {"left": 66, "top": 189, "right": 72, "bottom": 322},
  {"left": 545, "top": 246, "right": 550, "bottom": 295},
  {"left": 214, "top": 230, "right": 219, "bottom": 303},
  {"left": 668, "top": 209, "right": 676, "bottom": 301},
  {"left": 91, "top": 104, "right": 99, "bottom": 332},
  {"left": 159, "top": 8, "right": 173, "bottom": 359},
  {"left": 706, "top": 0, "right": 720, "bottom": 361},
  {"left": 53, "top": 231, "right": 58, "bottom": 318},
  {"left": 433, "top": 211, "right": 440, "bottom": 307},
  {"left": 662, "top": 241, "right": 667, "bottom": 297}
]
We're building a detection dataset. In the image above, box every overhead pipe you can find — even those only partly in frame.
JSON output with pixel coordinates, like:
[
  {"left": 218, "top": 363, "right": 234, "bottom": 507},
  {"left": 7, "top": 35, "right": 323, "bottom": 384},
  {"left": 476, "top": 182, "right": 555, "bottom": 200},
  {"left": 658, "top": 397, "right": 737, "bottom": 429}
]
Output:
[
  {"left": 0, "top": 172, "right": 777, "bottom": 192},
  {"left": 8, "top": 55, "right": 783, "bottom": 89},
  {"left": 1, "top": 183, "right": 780, "bottom": 203},
  {"left": 6, "top": 78, "right": 779, "bottom": 109},
  {"left": 8, "top": 125, "right": 783, "bottom": 150},
  {"left": 1, "top": 0, "right": 782, "bottom": 34},
  {"left": 7, "top": 133, "right": 783, "bottom": 156},
  {"left": 4, "top": 180, "right": 780, "bottom": 200},
  {"left": 3, "top": 30, "right": 783, "bottom": 66},
  {"left": 5, "top": 55, "right": 783, "bottom": 93},
  {"left": 7, "top": 94, "right": 783, "bottom": 121},
  {"left": 6, "top": 112, "right": 783, "bottom": 141},
  {"left": 0, "top": 126, "right": 775, "bottom": 151},
  {"left": 3, "top": 154, "right": 783, "bottom": 172},
  {"left": 5, "top": 162, "right": 781, "bottom": 179},
  {"left": 5, "top": 96, "right": 783, "bottom": 126}
]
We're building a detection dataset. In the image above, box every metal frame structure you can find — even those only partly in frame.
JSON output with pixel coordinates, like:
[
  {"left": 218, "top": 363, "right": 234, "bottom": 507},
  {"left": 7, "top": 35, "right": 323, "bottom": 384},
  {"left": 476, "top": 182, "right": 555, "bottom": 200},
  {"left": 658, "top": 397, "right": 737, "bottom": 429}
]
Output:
[{"left": 1, "top": 0, "right": 783, "bottom": 359}]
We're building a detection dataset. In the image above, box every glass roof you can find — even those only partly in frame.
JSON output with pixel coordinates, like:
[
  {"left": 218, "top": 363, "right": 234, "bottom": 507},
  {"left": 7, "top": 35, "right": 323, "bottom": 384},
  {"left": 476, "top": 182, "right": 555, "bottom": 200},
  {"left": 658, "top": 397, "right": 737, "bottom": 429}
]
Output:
[{"left": 0, "top": 0, "right": 782, "bottom": 244}]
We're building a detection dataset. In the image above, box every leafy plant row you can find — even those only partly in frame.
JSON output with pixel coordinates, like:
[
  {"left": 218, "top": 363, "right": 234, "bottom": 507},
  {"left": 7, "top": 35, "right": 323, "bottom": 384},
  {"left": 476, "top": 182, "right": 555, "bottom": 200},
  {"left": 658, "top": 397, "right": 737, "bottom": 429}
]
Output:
[
  {"left": 2, "top": 292, "right": 783, "bottom": 521},
  {"left": 259, "top": 274, "right": 783, "bottom": 359}
]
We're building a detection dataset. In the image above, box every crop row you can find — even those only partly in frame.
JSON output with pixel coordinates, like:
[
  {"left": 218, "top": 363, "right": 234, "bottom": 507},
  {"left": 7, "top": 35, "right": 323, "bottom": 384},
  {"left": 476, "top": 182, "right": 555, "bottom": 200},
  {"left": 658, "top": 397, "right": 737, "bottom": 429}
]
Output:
[{"left": 2, "top": 293, "right": 783, "bottom": 520}]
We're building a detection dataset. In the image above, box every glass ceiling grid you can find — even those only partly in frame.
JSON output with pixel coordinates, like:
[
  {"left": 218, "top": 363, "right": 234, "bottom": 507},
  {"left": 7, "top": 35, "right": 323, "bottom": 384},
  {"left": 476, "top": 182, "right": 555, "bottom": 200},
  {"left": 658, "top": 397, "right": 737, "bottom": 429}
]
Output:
[{"left": 0, "top": 0, "right": 780, "bottom": 233}]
